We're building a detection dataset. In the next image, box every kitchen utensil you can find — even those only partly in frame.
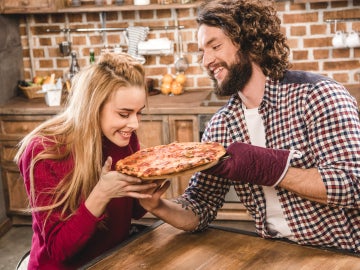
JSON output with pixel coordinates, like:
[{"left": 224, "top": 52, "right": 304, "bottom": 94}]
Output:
[
  {"left": 174, "top": 28, "right": 189, "bottom": 73},
  {"left": 332, "top": 31, "right": 346, "bottom": 48},
  {"left": 346, "top": 30, "right": 360, "bottom": 48},
  {"left": 59, "top": 41, "right": 72, "bottom": 57}
]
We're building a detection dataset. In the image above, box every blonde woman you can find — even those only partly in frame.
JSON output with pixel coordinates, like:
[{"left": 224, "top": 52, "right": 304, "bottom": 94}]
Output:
[{"left": 15, "top": 52, "right": 158, "bottom": 269}]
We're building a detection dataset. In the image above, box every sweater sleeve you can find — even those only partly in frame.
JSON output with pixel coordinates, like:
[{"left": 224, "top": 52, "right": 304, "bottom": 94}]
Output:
[{"left": 18, "top": 139, "right": 104, "bottom": 262}]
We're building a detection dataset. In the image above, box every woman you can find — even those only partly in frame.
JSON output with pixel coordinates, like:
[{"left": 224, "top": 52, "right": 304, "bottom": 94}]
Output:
[{"left": 15, "top": 52, "right": 158, "bottom": 269}]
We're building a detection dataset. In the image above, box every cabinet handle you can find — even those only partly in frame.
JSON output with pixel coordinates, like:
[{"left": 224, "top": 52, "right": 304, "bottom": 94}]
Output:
[
  {"left": 21, "top": 0, "right": 30, "bottom": 6},
  {"left": 21, "top": 125, "right": 29, "bottom": 132}
]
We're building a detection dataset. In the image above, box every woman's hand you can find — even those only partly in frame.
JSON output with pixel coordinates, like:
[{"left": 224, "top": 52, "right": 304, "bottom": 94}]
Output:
[
  {"left": 85, "top": 157, "right": 158, "bottom": 217},
  {"left": 139, "top": 179, "right": 171, "bottom": 212}
]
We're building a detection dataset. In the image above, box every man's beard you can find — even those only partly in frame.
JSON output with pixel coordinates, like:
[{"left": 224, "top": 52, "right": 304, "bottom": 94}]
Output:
[{"left": 210, "top": 52, "right": 252, "bottom": 96}]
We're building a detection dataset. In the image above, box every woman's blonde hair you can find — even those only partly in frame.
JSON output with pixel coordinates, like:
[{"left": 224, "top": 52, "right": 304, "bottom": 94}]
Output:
[{"left": 14, "top": 52, "right": 145, "bottom": 223}]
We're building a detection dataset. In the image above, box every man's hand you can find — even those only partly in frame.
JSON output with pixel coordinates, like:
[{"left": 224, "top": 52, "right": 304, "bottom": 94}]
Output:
[{"left": 202, "top": 142, "right": 293, "bottom": 186}]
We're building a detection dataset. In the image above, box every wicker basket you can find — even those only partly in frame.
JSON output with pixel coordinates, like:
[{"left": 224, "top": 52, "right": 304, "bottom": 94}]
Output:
[{"left": 18, "top": 85, "right": 44, "bottom": 99}]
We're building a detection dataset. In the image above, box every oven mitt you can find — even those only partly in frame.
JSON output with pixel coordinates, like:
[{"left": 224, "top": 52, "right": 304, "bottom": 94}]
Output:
[{"left": 202, "top": 142, "right": 294, "bottom": 186}]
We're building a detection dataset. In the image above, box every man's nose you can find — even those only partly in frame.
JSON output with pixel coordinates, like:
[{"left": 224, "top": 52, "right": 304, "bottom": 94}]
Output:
[{"left": 202, "top": 51, "right": 215, "bottom": 68}]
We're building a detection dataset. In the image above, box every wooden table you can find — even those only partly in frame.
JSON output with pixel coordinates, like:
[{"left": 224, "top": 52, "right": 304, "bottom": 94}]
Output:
[{"left": 82, "top": 221, "right": 360, "bottom": 270}]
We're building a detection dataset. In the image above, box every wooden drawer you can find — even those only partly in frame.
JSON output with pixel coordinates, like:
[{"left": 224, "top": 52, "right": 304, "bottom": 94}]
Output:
[
  {"left": 0, "top": 0, "right": 60, "bottom": 13},
  {"left": 1, "top": 169, "right": 29, "bottom": 215},
  {"left": 0, "top": 115, "right": 52, "bottom": 136},
  {"left": 0, "top": 141, "right": 18, "bottom": 165}
]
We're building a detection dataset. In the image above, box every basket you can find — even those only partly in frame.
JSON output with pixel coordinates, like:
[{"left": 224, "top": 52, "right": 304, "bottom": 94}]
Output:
[{"left": 18, "top": 85, "right": 44, "bottom": 99}]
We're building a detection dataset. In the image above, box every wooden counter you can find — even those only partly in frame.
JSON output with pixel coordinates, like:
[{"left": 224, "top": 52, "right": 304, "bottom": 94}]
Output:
[{"left": 82, "top": 221, "right": 360, "bottom": 270}]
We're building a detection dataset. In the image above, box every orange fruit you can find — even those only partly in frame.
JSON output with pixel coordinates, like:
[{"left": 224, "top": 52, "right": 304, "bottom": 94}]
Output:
[
  {"left": 161, "top": 83, "right": 172, "bottom": 95},
  {"left": 171, "top": 81, "right": 183, "bottom": 95},
  {"left": 162, "top": 74, "right": 173, "bottom": 84},
  {"left": 175, "top": 73, "right": 186, "bottom": 85}
]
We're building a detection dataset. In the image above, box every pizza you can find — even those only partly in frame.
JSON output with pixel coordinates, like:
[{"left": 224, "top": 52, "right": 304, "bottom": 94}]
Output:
[{"left": 115, "top": 141, "right": 226, "bottom": 179}]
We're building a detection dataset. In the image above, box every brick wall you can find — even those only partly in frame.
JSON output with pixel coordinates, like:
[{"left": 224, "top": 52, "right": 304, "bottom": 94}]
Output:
[{"left": 19, "top": 0, "right": 360, "bottom": 90}]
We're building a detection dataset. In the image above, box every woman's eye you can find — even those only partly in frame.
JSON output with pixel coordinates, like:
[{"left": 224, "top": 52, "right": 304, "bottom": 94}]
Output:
[{"left": 119, "top": 113, "right": 129, "bottom": 118}]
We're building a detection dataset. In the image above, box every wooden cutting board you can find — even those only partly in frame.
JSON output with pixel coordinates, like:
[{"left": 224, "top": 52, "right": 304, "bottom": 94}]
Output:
[{"left": 84, "top": 222, "right": 360, "bottom": 270}]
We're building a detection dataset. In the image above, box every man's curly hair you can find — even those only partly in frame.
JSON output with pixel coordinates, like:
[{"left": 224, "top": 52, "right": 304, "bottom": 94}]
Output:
[{"left": 197, "top": 0, "right": 290, "bottom": 80}]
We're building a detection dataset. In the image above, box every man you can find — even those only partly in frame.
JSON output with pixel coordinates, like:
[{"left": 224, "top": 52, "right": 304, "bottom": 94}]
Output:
[{"left": 141, "top": 0, "right": 360, "bottom": 253}]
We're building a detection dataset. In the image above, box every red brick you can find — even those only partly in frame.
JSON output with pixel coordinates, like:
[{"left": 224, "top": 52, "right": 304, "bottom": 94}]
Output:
[
  {"left": 39, "top": 38, "right": 52, "bottom": 46},
  {"left": 86, "top": 12, "right": 102, "bottom": 22},
  {"left": 324, "top": 9, "right": 360, "bottom": 21},
  {"left": 310, "top": 25, "right": 327, "bottom": 35},
  {"left": 49, "top": 47, "right": 61, "bottom": 58},
  {"left": 71, "top": 36, "right": 87, "bottom": 46},
  {"left": 89, "top": 35, "right": 103, "bottom": 45},
  {"left": 122, "top": 10, "right": 135, "bottom": 20},
  {"left": 310, "top": 3, "right": 328, "bottom": 9},
  {"left": 330, "top": 1, "right": 349, "bottom": 8},
  {"left": 333, "top": 73, "right": 349, "bottom": 83},
  {"left": 283, "top": 12, "right": 318, "bottom": 24},
  {"left": 68, "top": 13, "right": 83, "bottom": 23},
  {"left": 324, "top": 60, "right": 359, "bottom": 71},
  {"left": 290, "top": 26, "right": 306, "bottom": 36},
  {"left": 303, "top": 37, "right": 329, "bottom": 48},
  {"left": 289, "top": 3, "right": 306, "bottom": 11},
  {"left": 333, "top": 49, "right": 350, "bottom": 58},
  {"left": 33, "top": 49, "right": 45, "bottom": 58},
  {"left": 56, "top": 58, "right": 70, "bottom": 68},
  {"left": 107, "top": 34, "right": 121, "bottom": 44},
  {"left": 39, "top": 60, "right": 54, "bottom": 68},
  {"left": 292, "top": 50, "right": 308, "bottom": 60},
  {"left": 313, "top": 49, "right": 330, "bottom": 60},
  {"left": 290, "top": 62, "right": 319, "bottom": 71}
]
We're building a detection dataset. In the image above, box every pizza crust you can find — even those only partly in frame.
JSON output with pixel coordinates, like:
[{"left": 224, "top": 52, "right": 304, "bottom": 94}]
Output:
[
  {"left": 115, "top": 141, "right": 226, "bottom": 180},
  {"left": 138, "top": 159, "right": 221, "bottom": 180}
]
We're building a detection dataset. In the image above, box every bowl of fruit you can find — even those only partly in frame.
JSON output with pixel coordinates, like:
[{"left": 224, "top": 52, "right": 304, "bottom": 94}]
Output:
[{"left": 18, "top": 75, "right": 54, "bottom": 99}]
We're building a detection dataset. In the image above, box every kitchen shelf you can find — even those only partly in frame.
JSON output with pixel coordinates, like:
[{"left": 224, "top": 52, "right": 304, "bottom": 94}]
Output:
[
  {"left": 294, "top": 0, "right": 345, "bottom": 3},
  {"left": 58, "top": 2, "right": 200, "bottom": 13},
  {"left": 325, "top": 18, "right": 360, "bottom": 23}
]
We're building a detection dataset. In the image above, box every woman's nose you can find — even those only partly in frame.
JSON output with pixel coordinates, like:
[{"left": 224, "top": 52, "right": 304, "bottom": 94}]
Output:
[{"left": 127, "top": 114, "right": 140, "bottom": 130}]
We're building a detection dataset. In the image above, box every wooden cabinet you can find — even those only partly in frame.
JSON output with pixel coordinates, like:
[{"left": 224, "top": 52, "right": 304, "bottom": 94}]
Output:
[
  {"left": 0, "top": 113, "right": 54, "bottom": 224},
  {"left": 0, "top": 0, "right": 62, "bottom": 13}
]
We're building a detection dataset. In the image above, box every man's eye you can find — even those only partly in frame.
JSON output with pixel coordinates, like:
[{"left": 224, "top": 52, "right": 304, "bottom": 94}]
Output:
[{"left": 213, "top": 44, "right": 221, "bottom": 50}]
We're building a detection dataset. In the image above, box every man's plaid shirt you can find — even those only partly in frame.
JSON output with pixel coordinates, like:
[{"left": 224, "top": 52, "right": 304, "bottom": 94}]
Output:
[{"left": 182, "top": 70, "right": 360, "bottom": 253}]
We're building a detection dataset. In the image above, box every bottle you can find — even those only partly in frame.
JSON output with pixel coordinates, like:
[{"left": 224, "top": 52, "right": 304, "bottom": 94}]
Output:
[
  {"left": 69, "top": 51, "right": 80, "bottom": 80},
  {"left": 89, "top": 49, "right": 95, "bottom": 65}
]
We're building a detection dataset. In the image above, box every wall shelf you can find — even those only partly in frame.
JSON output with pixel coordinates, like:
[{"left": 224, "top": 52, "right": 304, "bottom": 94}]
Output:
[
  {"left": 59, "top": 2, "right": 199, "bottom": 13},
  {"left": 325, "top": 18, "right": 360, "bottom": 23}
]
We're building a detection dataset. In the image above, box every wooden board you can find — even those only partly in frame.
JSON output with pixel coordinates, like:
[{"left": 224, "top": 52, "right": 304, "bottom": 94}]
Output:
[
  {"left": 147, "top": 90, "right": 211, "bottom": 108},
  {"left": 84, "top": 222, "right": 360, "bottom": 270}
]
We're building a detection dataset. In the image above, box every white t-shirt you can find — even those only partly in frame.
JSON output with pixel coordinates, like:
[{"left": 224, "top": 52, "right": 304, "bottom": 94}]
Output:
[{"left": 243, "top": 105, "right": 294, "bottom": 239}]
